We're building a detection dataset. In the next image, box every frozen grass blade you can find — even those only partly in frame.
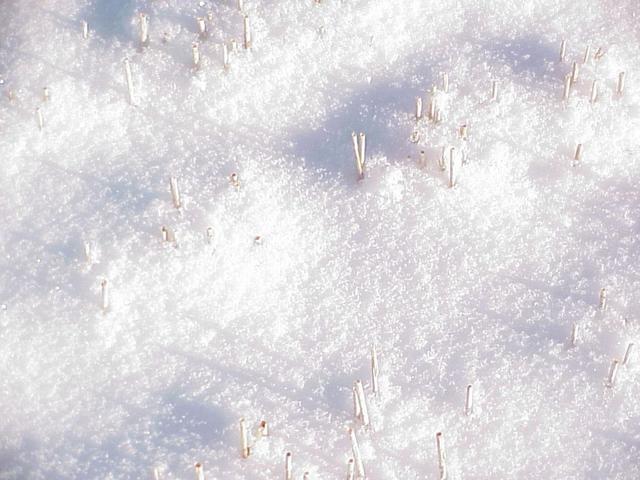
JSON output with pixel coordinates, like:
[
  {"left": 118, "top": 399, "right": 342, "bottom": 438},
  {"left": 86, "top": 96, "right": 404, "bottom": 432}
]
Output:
[
  {"left": 442, "top": 72, "right": 449, "bottom": 92},
  {"left": 36, "top": 107, "right": 44, "bottom": 131},
  {"left": 346, "top": 458, "right": 355, "bottom": 480},
  {"left": 348, "top": 428, "right": 365, "bottom": 479},
  {"left": 223, "top": 43, "right": 230, "bottom": 70},
  {"left": 101, "top": 279, "right": 109, "bottom": 311},
  {"left": 82, "top": 20, "right": 88, "bottom": 40},
  {"left": 589, "top": 80, "right": 598, "bottom": 104},
  {"left": 559, "top": 39, "right": 567, "bottom": 62},
  {"left": 123, "top": 58, "right": 135, "bottom": 105},
  {"left": 257, "top": 420, "right": 269, "bottom": 437},
  {"left": 240, "top": 417, "right": 250, "bottom": 458},
  {"left": 598, "top": 287, "right": 607, "bottom": 311},
  {"left": 415, "top": 96, "right": 423, "bottom": 120},
  {"left": 197, "top": 17, "right": 207, "bottom": 39},
  {"left": 43, "top": 86, "right": 50, "bottom": 102},
  {"left": 617, "top": 72, "right": 626, "bottom": 96},
  {"left": 448, "top": 147, "right": 457, "bottom": 188},
  {"left": 605, "top": 359, "right": 619, "bottom": 388},
  {"left": 243, "top": 16, "right": 252, "bottom": 49},
  {"left": 562, "top": 74, "right": 571, "bottom": 101},
  {"left": 573, "top": 143, "right": 583, "bottom": 165},
  {"left": 139, "top": 13, "right": 149, "bottom": 47},
  {"left": 570, "top": 62, "right": 579, "bottom": 85},
  {"left": 569, "top": 323, "right": 579, "bottom": 347},
  {"left": 436, "top": 432, "right": 447, "bottom": 479},
  {"left": 169, "top": 176, "right": 181, "bottom": 209},
  {"left": 285, "top": 452, "right": 293, "bottom": 480},
  {"left": 622, "top": 343, "right": 634, "bottom": 366},
  {"left": 354, "top": 380, "right": 370, "bottom": 427},
  {"left": 371, "top": 344, "right": 379, "bottom": 396},
  {"left": 583, "top": 45, "right": 591, "bottom": 64},
  {"left": 490, "top": 80, "right": 498, "bottom": 102},
  {"left": 464, "top": 384, "right": 473, "bottom": 416},
  {"left": 192, "top": 43, "right": 201, "bottom": 70},
  {"left": 230, "top": 172, "right": 240, "bottom": 188},
  {"left": 352, "top": 132, "right": 365, "bottom": 180},
  {"left": 195, "top": 462, "right": 205, "bottom": 480}
]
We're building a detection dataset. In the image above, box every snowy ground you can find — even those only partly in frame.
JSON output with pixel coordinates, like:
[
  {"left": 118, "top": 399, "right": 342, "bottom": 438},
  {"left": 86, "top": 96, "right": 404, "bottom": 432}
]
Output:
[{"left": 1, "top": 0, "right": 640, "bottom": 478}]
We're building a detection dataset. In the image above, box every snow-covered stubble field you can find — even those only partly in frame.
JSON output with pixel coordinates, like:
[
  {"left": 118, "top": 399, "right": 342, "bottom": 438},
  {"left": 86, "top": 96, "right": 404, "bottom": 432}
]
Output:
[{"left": 1, "top": 0, "right": 640, "bottom": 478}]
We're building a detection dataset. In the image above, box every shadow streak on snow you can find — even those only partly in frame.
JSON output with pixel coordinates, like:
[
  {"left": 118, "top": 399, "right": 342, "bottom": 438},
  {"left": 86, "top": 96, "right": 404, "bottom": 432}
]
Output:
[
  {"left": 287, "top": 67, "right": 440, "bottom": 181},
  {"left": 481, "top": 35, "right": 561, "bottom": 89},
  {"left": 81, "top": 0, "right": 136, "bottom": 43}
]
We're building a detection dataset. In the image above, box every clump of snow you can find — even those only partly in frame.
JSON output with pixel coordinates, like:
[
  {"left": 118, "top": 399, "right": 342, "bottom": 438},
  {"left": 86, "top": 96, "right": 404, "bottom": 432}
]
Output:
[{"left": 1, "top": 0, "right": 639, "bottom": 478}]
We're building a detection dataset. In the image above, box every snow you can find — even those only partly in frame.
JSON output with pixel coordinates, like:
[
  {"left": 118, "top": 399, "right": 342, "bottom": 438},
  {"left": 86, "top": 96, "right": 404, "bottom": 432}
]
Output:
[{"left": 1, "top": 0, "right": 639, "bottom": 478}]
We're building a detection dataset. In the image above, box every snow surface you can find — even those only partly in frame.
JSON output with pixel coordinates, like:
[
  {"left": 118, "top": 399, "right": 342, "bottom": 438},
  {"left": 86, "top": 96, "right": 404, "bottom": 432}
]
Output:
[{"left": 1, "top": 0, "right": 640, "bottom": 478}]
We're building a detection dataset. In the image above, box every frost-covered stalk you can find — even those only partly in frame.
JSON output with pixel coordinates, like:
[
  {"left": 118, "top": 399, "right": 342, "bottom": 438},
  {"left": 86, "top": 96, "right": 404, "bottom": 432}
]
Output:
[
  {"left": 355, "top": 380, "right": 370, "bottom": 426},
  {"left": 459, "top": 124, "right": 468, "bottom": 140},
  {"left": 43, "top": 86, "right": 50, "bottom": 102},
  {"left": 238, "top": 0, "right": 244, "bottom": 12},
  {"left": 243, "top": 16, "right": 252, "bottom": 49},
  {"left": 101, "top": 279, "right": 109, "bottom": 311},
  {"left": 205, "top": 227, "right": 214, "bottom": 244},
  {"left": 139, "top": 13, "right": 150, "bottom": 47},
  {"left": 346, "top": 458, "right": 355, "bottom": 480},
  {"left": 464, "top": 384, "right": 473, "bottom": 416},
  {"left": 569, "top": 323, "right": 579, "bottom": 347},
  {"left": 371, "top": 345, "right": 380, "bottom": 396},
  {"left": 123, "top": 58, "right": 134, "bottom": 104},
  {"left": 559, "top": 39, "right": 567, "bottom": 62},
  {"left": 605, "top": 359, "right": 619, "bottom": 388},
  {"left": 438, "top": 146, "right": 447, "bottom": 171},
  {"left": 562, "top": 74, "right": 571, "bottom": 101},
  {"left": 230, "top": 172, "right": 240, "bottom": 188},
  {"left": 617, "top": 72, "right": 626, "bottom": 96},
  {"left": 415, "top": 97, "right": 423, "bottom": 120},
  {"left": 583, "top": 45, "right": 591, "bottom": 64},
  {"left": 194, "top": 462, "right": 205, "bottom": 480},
  {"left": 352, "top": 132, "right": 365, "bottom": 180},
  {"left": 240, "top": 418, "right": 250, "bottom": 458},
  {"left": 83, "top": 241, "right": 92, "bottom": 264},
  {"left": 192, "top": 43, "right": 201, "bottom": 69},
  {"left": 490, "top": 80, "right": 498, "bottom": 102},
  {"left": 442, "top": 72, "right": 449, "bottom": 93},
  {"left": 257, "top": 420, "right": 269, "bottom": 437},
  {"left": 162, "top": 226, "right": 178, "bottom": 245},
  {"left": 573, "top": 143, "right": 583, "bottom": 164},
  {"left": 570, "top": 62, "right": 579, "bottom": 85},
  {"left": 197, "top": 17, "right": 207, "bottom": 39},
  {"left": 589, "top": 80, "right": 598, "bottom": 104},
  {"left": 36, "top": 107, "right": 44, "bottom": 131},
  {"left": 348, "top": 428, "right": 365, "bottom": 479},
  {"left": 428, "top": 97, "right": 437, "bottom": 121},
  {"left": 358, "top": 133, "right": 366, "bottom": 171},
  {"left": 448, "top": 147, "right": 457, "bottom": 188},
  {"left": 285, "top": 452, "right": 293, "bottom": 480},
  {"left": 223, "top": 43, "right": 230, "bottom": 70},
  {"left": 622, "top": 343, "right": 635, "bottom": 366},
  {"left": 436, "top": 432, "right": 447, "bottom": 480},
  {"left": 153, "top": 466, "right": 161, "bottom": 480},
  {"left": 598, "top": 287, "right": 607, "bottom": 311},
  {"left": 169, "top": 176, "right": 181, "bottom": 209},
  {"left": 82, "top": 20, "right": 88, "bottom": 39},
  {"left": 352, "top": 384, "right": 361, "bottom": 419},
  {"left": 419, "top": 150, "right": 426, "bottom": 168}
]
